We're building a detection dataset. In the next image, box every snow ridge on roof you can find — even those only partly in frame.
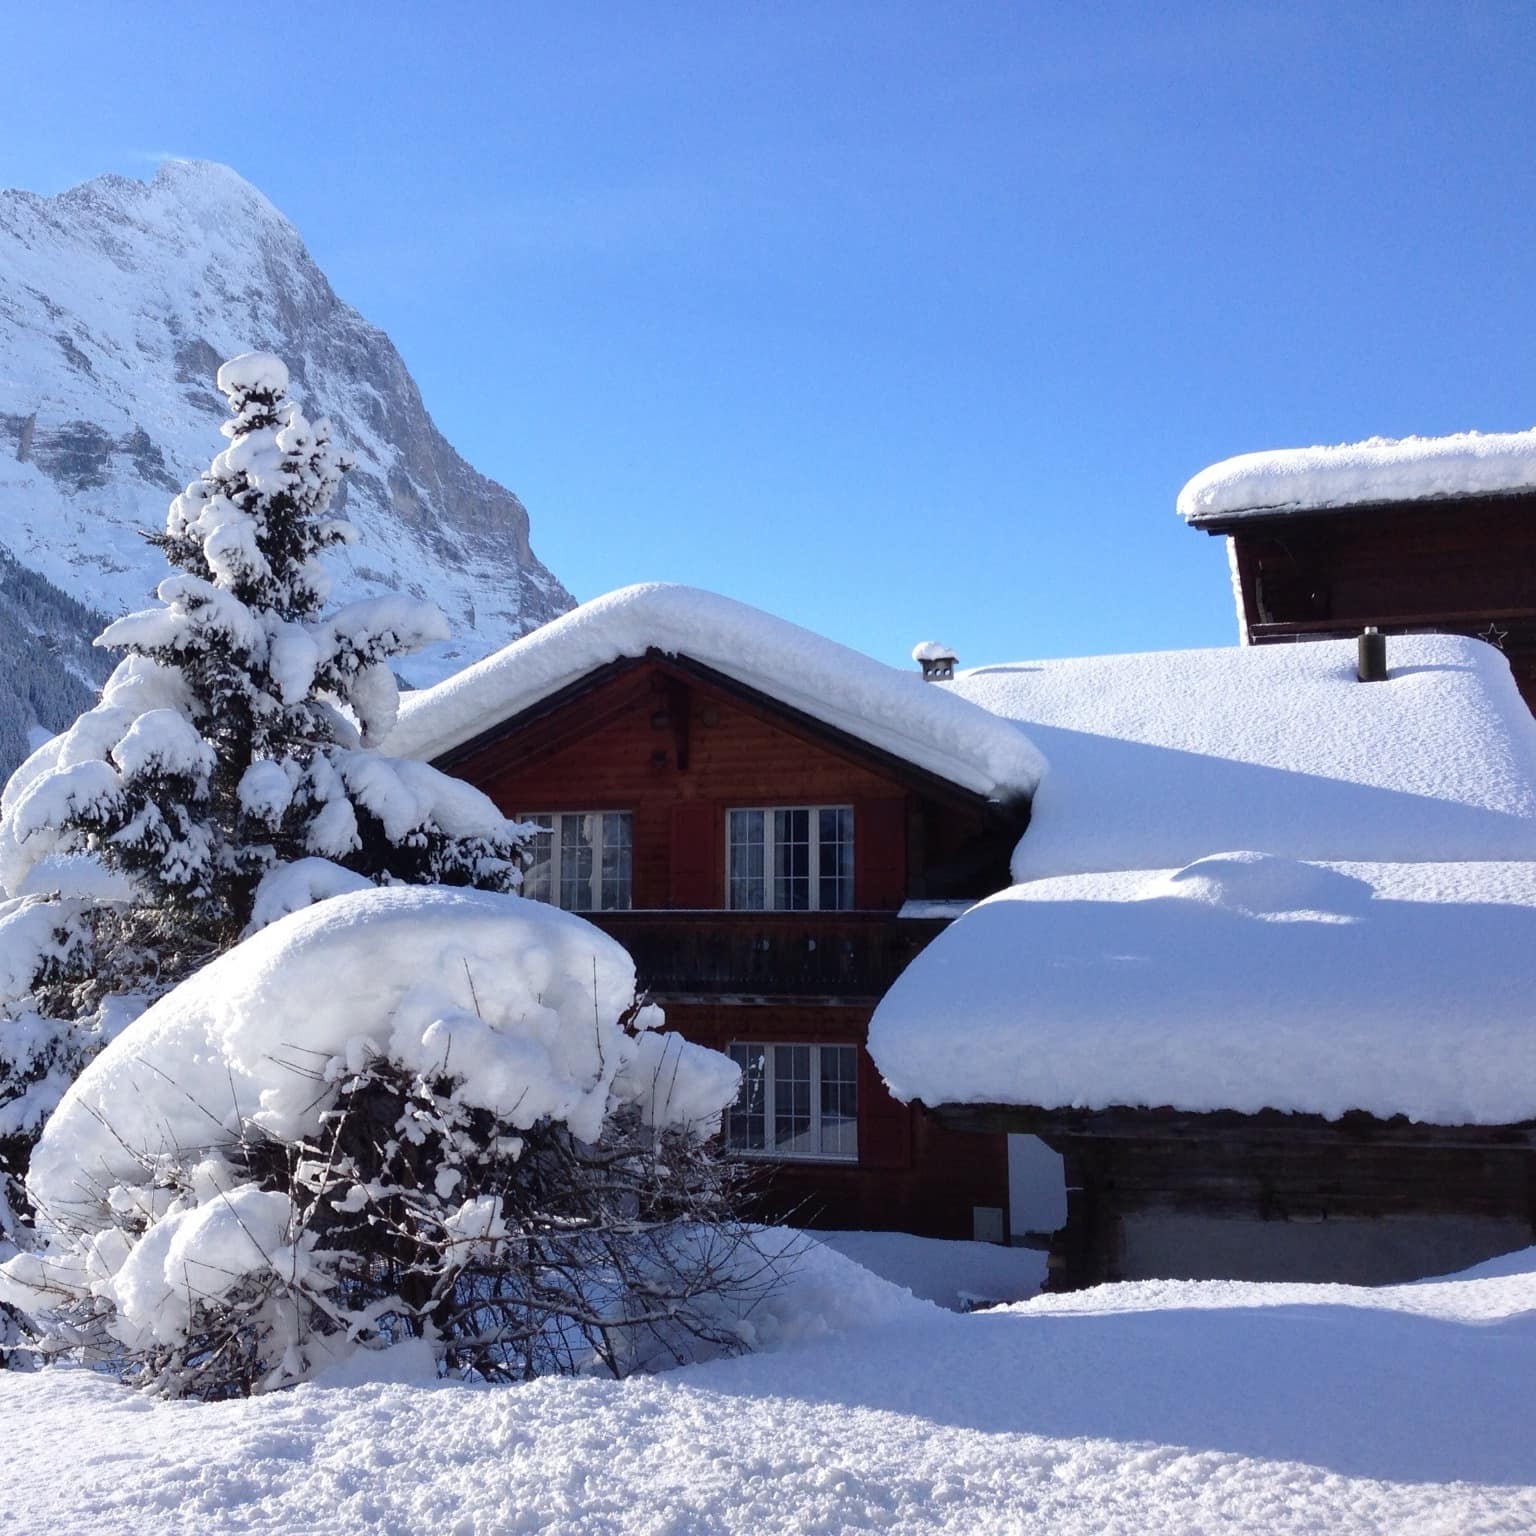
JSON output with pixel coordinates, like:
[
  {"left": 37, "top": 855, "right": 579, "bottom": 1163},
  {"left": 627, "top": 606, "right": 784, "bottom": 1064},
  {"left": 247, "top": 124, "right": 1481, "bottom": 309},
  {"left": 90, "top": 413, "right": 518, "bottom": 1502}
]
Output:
[
  {"left": 1178, "top": 427, "right": 1536, "bottom": 522},
  {"left": 387, "top": 584, "right": 1044, "bottom": 801}
]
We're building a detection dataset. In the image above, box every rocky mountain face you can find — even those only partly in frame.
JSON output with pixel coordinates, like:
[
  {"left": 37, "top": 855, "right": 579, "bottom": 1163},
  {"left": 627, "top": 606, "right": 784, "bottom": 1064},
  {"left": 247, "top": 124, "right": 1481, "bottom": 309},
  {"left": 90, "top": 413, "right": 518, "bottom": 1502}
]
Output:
[{"left": 0, "top": 161, "right": 574, "bottom": 726}]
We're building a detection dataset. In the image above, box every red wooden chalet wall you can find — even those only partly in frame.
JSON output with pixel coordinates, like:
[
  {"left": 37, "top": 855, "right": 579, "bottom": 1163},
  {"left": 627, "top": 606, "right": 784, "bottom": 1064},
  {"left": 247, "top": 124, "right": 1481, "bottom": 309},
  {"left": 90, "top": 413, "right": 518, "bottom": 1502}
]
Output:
[
  {"left": 437, "top": 654, "right": 1017, "bottom": 1240},
  {"left": 1218, "top": 495, "right": 1536, "bottom": 712}
]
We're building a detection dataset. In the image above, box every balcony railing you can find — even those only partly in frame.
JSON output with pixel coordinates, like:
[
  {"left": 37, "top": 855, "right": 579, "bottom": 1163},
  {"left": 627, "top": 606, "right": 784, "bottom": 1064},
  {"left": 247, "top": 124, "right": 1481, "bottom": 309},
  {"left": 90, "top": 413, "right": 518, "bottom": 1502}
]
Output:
[{"left": 586, "top": 910, "right": 940, "bottom": 999}]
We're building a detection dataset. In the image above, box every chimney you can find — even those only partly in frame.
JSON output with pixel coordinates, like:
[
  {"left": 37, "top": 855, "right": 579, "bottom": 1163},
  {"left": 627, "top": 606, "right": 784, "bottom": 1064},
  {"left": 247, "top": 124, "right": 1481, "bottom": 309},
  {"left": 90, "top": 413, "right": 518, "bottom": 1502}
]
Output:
[
  {"left": 912, "top": 640, "right": 958, "bottom": 682},
  {"left": 1357, "top": 626, "right": 1387, "bottom": 683}
]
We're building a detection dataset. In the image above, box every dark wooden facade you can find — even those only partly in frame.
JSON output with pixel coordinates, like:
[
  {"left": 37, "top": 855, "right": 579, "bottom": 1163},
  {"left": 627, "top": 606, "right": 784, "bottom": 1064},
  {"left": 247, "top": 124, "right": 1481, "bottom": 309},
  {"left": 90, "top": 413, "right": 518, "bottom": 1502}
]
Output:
[
  {"left": 435, "top": 650, "right": 1027, "bottom": 1240},
  {"left": 941, "top": 1103, "right": 1536, "bottom": 1290},
  {"left": 1196, "top": 492, "right": 1536, "bottom": 711}
]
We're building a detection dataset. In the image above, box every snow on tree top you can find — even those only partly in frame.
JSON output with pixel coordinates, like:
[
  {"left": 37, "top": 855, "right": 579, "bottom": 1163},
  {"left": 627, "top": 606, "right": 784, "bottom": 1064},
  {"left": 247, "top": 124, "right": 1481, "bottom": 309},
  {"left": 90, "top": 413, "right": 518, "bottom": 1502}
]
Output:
[
  {"left": 947, "top": 633, "right": 1536, "bottom": 879},
  {"left": 1178, "top": 426, "right": 1536, "bottom": 523},
  {"left": 869, "top": 855, "right": 1536, "bottom": 1123},
  {"left": 387, "top": 584, "right": 1045, "bottom": 802},
  {"left": 215, "top": 351, "right": 289, "bottom": 401}
]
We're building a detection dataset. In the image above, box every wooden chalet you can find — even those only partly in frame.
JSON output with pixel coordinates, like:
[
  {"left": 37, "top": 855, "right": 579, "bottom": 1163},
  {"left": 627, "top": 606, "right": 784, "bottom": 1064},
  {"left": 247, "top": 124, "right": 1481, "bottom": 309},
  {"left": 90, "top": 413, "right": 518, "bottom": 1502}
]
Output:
[
  {"left": 388, "top": 587, "right": 1039, "bottom": 1241},
  {"left": 1178, "top": 432, "right": 1536, "bottom": 712},
  {"left": 871, "top": 633, "right": 1536, "bottom": 1291}
]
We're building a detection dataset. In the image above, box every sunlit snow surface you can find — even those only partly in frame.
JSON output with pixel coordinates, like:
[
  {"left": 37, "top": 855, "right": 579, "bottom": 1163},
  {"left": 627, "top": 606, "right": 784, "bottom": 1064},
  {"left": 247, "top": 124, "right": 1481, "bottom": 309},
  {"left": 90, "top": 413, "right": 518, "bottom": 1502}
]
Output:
[
  {"left": 1177, "top": 425, "right": 1536, "bottom": 521},
  {"left": 2, "top": 1237, "right": 1532, "bottom": 1535}
]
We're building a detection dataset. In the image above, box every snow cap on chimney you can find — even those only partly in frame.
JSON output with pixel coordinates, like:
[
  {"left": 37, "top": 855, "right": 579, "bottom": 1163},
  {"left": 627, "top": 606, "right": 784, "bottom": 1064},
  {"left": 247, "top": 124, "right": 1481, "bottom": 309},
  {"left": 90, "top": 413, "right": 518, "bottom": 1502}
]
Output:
[{"left": 912, "top": 640, "right": 958, "bottom": 681}]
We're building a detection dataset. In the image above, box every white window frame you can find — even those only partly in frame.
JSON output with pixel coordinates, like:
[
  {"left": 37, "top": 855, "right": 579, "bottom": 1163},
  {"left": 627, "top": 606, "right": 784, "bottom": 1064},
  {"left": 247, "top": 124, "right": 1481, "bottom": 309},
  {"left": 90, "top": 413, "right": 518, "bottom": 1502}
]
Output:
[
  {"left": 725, "top": 805, "right": 854, "bottom": 912},
  {"left": 517, "top": 810, "right": 633, "bottom": 912},
  {"left": 726, "top": 1041, "right": 859, "bottom": 1163}
]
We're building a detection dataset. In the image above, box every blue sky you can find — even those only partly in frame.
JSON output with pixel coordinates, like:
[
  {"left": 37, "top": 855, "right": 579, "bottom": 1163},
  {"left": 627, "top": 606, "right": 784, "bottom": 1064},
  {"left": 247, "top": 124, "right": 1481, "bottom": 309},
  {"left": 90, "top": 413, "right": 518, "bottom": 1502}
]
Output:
[{"left": 6, "top": 2, "right": 1535, "bottom": 670}]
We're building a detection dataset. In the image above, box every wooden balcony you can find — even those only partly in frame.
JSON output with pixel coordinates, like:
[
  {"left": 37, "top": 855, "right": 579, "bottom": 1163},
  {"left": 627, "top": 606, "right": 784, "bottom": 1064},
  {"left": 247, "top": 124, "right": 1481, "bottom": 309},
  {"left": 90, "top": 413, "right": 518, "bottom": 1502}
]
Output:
[{"left": 586, "top": 910, "right": 944, "bottom": 999}]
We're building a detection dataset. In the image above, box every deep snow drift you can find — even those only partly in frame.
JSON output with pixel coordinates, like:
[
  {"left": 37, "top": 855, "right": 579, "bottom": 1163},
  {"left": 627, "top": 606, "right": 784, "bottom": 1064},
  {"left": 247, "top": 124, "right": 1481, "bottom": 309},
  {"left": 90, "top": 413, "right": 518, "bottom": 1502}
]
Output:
[{"left": 1, "top": 1236, "right": 1531, "bottom": 1535}]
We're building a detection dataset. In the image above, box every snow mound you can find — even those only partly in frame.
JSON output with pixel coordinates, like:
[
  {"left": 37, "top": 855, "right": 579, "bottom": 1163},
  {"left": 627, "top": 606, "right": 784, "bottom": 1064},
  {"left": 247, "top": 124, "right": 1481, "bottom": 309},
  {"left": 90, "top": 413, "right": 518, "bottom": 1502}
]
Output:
[
  {"left": 948, "top": 633, "right": 1536, "bottom": 878},
  {"left": 22, "top": 885, "right": 735, "bottom": 1231},
  {"left": 870, "top": 858, "right": 1536, "bottom": 1123},
  {"left": 1140, "top": 851, "right": 1375, "bottom": 918},
  {"left": 387, "top": 584, "right": 1043, "bottom": 802},
  {"left": 1177, "top": 426, "right": 1536, "bottom": 522}
]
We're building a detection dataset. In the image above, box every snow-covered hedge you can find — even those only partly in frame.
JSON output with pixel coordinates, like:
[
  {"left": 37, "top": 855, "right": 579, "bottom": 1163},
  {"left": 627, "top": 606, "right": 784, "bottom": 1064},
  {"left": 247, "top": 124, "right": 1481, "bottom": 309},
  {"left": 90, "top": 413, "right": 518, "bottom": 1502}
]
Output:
[{"left": 0, "top": 886, "right": 752, "bottom": 1394}]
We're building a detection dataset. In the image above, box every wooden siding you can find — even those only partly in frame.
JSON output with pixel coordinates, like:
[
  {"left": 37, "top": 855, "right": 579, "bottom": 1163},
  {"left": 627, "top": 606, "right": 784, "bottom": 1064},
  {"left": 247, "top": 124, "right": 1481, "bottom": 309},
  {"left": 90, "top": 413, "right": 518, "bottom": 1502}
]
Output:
[
  {"left": 1214, "top": 495, "right": 1536, "bottom": 711},
  {"left": 443, "top": 656, "right": 1018, "bottom": 909},
  {"left": 937, "top": 1103, "right": 1536, "bottom": 1288}
]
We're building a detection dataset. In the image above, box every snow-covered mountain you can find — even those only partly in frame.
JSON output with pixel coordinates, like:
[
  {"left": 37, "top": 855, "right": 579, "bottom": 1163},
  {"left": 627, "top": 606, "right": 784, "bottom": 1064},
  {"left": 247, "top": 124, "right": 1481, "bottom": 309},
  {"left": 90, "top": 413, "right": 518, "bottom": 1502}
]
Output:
[{"left": 0, "top": 160, "right": 574, "bottom": 696}]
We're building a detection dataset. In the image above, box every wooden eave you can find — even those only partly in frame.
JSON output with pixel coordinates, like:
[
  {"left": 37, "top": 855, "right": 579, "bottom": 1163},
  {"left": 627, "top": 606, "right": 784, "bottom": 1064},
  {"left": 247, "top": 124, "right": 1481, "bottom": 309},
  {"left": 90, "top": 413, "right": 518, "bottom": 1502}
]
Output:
[
  {"left": 930, "top": 1101, "right": 1536, "bottom": 1149},
  {"left": 431, "top": 649, "right": 1030, "bottom": 825},
  {"left": 1189, "top": 486, "right": 1536, "bottom": 536}
]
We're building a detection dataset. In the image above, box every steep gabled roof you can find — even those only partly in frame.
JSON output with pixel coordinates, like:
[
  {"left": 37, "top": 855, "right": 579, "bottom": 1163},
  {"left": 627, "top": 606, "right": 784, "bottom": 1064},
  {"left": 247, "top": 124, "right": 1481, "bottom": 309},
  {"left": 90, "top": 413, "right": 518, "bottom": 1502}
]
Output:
[
  {"left": 1178, "top": 427, "right": 1536, "bottom": 525},
  {"left": 387, "top": 584, "right": 1045, "bottom": 802}
]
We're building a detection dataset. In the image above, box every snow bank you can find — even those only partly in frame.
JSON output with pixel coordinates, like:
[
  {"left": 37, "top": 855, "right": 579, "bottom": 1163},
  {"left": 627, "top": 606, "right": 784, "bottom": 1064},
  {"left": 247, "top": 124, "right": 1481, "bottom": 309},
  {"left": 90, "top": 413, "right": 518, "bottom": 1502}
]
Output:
[
  {"left": 947, "top": 633, "right": 1536, "bottom": 879},
  {"left": 386, "top": 584, "right": 1043, "bottom": 802},
  {"left": 2, "top": 1246, "right": 1533, "bottom": 1535},
  {"left": 21, "top": 885, "right": 734, "bottom": 1233},
  {"left": 1177, "top": 425, "right": 1536, "bottom": 522},
  {"left": 816, "top": 1230, "right": 1046, "bottom": 1310},
  {"left": 870, "top": 855, "right": 1536, "bottom": 1122}
]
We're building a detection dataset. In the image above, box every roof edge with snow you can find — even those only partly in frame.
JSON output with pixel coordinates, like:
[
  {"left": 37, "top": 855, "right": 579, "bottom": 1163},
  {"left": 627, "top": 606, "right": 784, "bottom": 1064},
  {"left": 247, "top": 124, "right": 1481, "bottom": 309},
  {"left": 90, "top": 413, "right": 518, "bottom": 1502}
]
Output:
[
  {"left": 386, "top": 584, "right": 1045, "bottom": 802},
  {"left": 1178, "top": 428, "right": 1536, "bottom": 525}
]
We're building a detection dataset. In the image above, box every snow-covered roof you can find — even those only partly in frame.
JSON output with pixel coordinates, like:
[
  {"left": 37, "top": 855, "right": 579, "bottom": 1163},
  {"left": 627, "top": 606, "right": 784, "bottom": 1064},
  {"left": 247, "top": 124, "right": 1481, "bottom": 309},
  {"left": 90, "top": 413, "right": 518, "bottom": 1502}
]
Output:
[
  {"left": 947, "top": 634, "right": 1536, "bottom": 881},
  {"left": 875, "top": 633, "right": 1536, "bottom": 1123},
  {"left": 1178, "top": 427, "right": 1536, "bottom": 523},
  {"left": 870, "top": 854, "right": 1536, "bottom": 1124},
  {"left": 387, "top": 584, "right": 1045, "bottom": 802}
]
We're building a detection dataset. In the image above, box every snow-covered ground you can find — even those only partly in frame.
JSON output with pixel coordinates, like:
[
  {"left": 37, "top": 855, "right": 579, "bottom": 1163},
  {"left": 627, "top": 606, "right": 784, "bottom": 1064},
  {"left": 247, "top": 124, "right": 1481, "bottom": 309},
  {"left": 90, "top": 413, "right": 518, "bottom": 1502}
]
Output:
[{"left": 3, "top": 1235, "right": 1532, "bottom": 1535}]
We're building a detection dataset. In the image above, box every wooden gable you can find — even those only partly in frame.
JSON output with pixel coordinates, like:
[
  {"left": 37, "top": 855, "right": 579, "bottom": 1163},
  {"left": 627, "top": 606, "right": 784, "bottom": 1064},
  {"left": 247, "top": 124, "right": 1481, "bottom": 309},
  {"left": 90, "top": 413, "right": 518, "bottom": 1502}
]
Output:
[
  {"left": 434, "top": 652, "right": 1025, "bottom": 910},
  {"left": 1201, "top": 494, "right": 1536, "bottom": 712}
]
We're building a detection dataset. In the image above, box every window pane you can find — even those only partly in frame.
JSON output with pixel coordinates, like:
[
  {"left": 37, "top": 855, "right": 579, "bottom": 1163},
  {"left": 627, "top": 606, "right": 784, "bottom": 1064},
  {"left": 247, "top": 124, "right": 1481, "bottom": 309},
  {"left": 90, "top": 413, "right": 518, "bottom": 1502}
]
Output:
[
  {"left": 773, "top": 1044, "right": 813, "bottom": 1155},
  {"left": 818, "top": 806, "right": 853, "bottom": 911},
  {"left": 559, "top": 813, "right": 595, "bottom": 910},
  {"left": 520, "top": 815, "right": 554, "bottom": 904},
  {"left": 774, "top": 808, "right": 811, "bottom": 911},
  {"left": 728, "top": 809, "right": 766, "bottom": 910},
  {"left": 727, "top": 1043, "right": 766, "bottom": 1151},
  {"left": 818, "top": 1045, "right": 858, "bottom": 1158},
  {"left": 600, "top": 811, "right": 632, "bottom": 910}
]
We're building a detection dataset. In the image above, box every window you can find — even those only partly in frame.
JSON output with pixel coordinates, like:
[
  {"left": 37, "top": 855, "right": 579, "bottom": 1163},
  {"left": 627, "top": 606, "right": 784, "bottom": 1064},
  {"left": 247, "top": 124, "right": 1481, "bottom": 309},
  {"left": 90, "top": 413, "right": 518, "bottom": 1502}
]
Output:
[
  {"left": 727, "top": 806, "right": 853, "bottom": 911},
  {"left": 726, "top": 1042, "right": 858, "bottom": 1161},
  {"left": 519, "top": 811, "right": 632, "bottom": 911}
]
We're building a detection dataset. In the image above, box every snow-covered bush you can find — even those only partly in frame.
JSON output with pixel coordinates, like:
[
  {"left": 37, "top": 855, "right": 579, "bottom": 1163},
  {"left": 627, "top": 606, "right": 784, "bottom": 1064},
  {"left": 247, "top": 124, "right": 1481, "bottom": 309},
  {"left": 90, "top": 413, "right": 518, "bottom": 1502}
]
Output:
[
  {"left": 0, "top": 887, "right": 763, "bottom": 1397},
  {"left": 0, "top": 356, "right": 530, "bottom": 1353}
]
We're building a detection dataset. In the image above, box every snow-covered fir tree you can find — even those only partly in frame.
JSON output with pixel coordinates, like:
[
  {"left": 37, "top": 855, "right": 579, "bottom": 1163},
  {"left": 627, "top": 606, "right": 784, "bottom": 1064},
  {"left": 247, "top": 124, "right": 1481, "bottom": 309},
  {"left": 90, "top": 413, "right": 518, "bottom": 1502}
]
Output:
[{"left": 0, "top": 355, "right": 529, "bottom": 1342}]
